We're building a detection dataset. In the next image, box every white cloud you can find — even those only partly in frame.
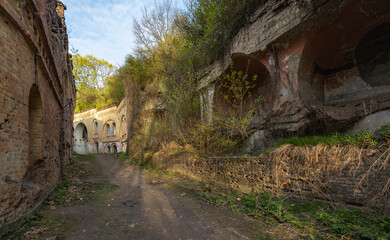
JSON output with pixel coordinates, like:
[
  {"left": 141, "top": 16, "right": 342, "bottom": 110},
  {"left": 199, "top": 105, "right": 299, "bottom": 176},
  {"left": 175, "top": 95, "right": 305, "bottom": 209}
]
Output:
[{"left": 61, "top": 0, "right": 160, "bottom": 66}]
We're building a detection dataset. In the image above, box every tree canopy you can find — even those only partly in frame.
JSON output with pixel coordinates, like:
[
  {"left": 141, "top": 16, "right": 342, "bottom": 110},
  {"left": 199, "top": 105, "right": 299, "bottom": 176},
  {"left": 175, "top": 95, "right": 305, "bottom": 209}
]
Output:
[{"left": 72, "top": 54, "right": 124, "bottom": 113}]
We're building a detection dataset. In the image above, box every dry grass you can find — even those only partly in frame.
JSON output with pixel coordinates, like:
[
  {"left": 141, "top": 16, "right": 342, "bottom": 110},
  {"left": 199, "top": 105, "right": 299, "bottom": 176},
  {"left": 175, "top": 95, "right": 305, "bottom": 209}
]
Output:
[{"left": 260, "top": 144, "right": 390, "bottom": 208}]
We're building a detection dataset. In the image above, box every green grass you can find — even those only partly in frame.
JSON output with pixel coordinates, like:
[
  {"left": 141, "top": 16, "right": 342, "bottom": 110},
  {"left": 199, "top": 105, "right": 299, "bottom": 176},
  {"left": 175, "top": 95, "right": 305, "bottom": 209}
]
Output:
[
  {"left": 5, "top": 215, "right": 62, "bottom": 240},
  {"left": 193, "top": 184, "right": 390, "bottom": 240},
  {"left": 274, "top": 130, "right": 379, "bottom": 148}
]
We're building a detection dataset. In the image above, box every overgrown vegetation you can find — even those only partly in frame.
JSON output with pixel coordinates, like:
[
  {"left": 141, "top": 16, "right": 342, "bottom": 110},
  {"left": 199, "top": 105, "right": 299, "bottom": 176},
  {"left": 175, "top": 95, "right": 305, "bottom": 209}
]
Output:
[
  {"left": 128, "top": 157, "right": 390, "bottom": 240},
  {"left": 196, "top": 188, "right": 390, "bottom": 240},
  {"left": 275, "top": 126, "right": 390, "bottom": 149},
  {"left": 72, "top": 54, "right": 124, "bottom": 113},
  {"left": 93, "top": 0, "right": 271, "bottom": 156}
]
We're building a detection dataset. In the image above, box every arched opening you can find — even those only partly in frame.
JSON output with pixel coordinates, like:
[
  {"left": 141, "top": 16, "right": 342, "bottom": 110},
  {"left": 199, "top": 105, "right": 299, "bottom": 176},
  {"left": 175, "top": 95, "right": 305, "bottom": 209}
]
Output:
[
  {"left": 95, "top": 141, "right": 99, "bottom": 153},
  {"left": 113, "top": 144, "right": 117, "bottom": 154},
  {"left": 107, "top": 145, "right": 111, "bottom": 154},
  {"left": 112, "top": 123, "right": 116, "bottom": 136},
  {"left": 24, "top": 85, "right": 44, "bottom": 191},
  {"left": 106, "top": 124, "right": 111, "bottom": 137},
  {"left": 298, "top": 0, "right": 390, "bottom": 104},
  {"left": 28, "top": 85, "right": 43, "bottom": 166},
  {"left": 74, "top": 123, "right": 89, "bottom": 154},
  {"left": 356, "top": 22, "right": 390, "bottom": 87},
  {"left": 94, "top": 121, "right": 98, "bottom": 134},
  {"left": 215, "top": 54, "right": 270, "bottom": 115}
]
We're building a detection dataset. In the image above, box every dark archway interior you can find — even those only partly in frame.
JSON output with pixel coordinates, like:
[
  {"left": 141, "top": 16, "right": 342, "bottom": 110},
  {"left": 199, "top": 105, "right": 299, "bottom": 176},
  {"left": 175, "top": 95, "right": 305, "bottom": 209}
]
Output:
[
  {"left": 113, "top": 145, "right": 117, "bottom": 153},
  {"left": 299, "top": 0, "right": 390, "bottom": 104},
  {"left": 215, "top": 54, "right": 270, "bottom": 115},
  {"left": 356, "top": 21, "right": 390, "bottom": 87},
  {"left": 28, "top": 85, "right": 43, "bottom": 166}
]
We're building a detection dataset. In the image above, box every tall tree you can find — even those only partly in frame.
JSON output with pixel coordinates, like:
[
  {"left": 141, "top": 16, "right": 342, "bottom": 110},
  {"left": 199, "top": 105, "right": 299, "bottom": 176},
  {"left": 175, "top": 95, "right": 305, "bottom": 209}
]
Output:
[{"left": 72, "top": 54, "right": 115, "bottom": 90}]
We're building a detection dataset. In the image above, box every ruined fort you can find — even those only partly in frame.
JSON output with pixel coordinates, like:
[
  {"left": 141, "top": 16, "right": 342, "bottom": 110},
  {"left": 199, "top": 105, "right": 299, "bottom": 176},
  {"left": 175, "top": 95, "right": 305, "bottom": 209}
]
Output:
[
  {"left": 1, "top": 0, "right": 390, "bottom": 237},
  {"left": 73, "top": 99, "right": 127, "bottom": 155},
  {"left": 198, "top": 0, "right": 390, "bottom": 152},
  {"left": 0, "top": 0, "right": 75, "bottom": 234}
]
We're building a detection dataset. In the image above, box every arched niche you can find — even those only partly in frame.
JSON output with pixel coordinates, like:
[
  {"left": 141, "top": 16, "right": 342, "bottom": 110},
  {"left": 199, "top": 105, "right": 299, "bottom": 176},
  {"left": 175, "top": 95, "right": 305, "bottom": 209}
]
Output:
[
  {"left": 298, "top": 0, "right": 390, "bottom": 104},
  {"left": 215, "top": 54, "right": 271, "bottom": 115},
  {"left": 28, "top": 85, "right": 43, "bottom": 166},
  {"left": 23, "top": 85, "right": 44, "bottom": 191}
]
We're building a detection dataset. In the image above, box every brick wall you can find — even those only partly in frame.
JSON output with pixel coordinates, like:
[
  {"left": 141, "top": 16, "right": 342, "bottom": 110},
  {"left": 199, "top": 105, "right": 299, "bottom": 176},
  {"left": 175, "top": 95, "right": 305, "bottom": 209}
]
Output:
[
  {"left": 0, "top": 0, "right": 75, "bottom": 234},
  {"left": 148, "top": 146, "right": 390, "bottom": 212}
]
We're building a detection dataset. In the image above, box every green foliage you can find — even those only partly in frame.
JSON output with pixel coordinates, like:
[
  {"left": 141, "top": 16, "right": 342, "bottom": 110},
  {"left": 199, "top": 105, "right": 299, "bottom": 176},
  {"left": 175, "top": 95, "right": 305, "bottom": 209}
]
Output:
[
  {"left": 72, "top": 54, "right": 124, "bottom": 113},
  {"left": 315, "top": 209, "right": 390, "bottom": 239},
  {"left": 196, "top": 186, "right": 390, "bottom": 239},
  {"left": 180, "top": 0, "right": 266, "bottom": 68},
  {"left": 72, "top": 54, "right": 115, "bottom": 89},
  {"left": 173, "top": 64, "right": 262, "bottom": 154}
]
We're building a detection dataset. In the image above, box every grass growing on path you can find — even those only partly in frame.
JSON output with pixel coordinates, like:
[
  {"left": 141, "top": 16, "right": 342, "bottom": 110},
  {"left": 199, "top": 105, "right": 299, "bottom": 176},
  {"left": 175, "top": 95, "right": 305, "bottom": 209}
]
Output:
[{"left": 5, "top": 154, "right": 115, "bottom": 240}]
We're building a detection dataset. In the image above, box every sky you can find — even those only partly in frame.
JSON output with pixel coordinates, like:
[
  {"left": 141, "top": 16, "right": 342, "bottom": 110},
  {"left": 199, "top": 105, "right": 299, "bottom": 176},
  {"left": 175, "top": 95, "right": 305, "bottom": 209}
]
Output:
[{"left": 61, "top": 0, "right": 185, "bottom": 66}]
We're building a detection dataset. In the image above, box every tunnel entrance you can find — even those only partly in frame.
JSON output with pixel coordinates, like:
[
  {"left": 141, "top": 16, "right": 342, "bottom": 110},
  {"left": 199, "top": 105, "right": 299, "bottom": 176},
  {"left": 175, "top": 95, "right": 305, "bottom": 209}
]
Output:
[{"left": 74, "top": 123, "right": 89, "bottom": 154}]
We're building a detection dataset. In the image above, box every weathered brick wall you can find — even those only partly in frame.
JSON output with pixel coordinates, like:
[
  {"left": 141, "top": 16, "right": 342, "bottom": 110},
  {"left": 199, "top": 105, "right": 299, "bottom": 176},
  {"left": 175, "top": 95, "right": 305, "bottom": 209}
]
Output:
[
  {"left": 149, "top": 147, "right": 390, "bottom": 212},
  {"left": 0, "top": 0, "right": 75, "bottom": 234}
]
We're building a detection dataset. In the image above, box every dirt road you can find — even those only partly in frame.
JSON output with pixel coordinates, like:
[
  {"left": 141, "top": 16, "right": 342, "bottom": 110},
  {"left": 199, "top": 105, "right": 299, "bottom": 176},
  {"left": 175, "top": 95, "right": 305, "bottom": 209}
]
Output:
[{"left": 45, "top": 155, "right": 266, "bottom": 240}]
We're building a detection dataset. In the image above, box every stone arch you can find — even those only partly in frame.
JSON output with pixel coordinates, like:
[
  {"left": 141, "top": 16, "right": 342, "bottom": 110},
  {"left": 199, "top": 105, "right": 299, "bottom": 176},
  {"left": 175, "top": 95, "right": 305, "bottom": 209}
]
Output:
[
  {"left": 356, "top": 21, "right": 390, "bottom": 87},
  {"left": 95, "top": 141, "right": 99, "bottom": 154},
  {"left": 298, "top": 0, "right": 390, "bottom": 104},
  {"left": 113, "top": 144, "right": 117, "bottom": 154},
  {"left": 23, "top": 85, "right": 44, "bottom": 190},
  {"left": 215, "top": 53, "right": 271, "bottom": 114},
  {"left": 107, "top": 145, "right": 111, "bottom": 154},
  {"left": 74, "top": 122, "right": 89, "bottom": 154}
]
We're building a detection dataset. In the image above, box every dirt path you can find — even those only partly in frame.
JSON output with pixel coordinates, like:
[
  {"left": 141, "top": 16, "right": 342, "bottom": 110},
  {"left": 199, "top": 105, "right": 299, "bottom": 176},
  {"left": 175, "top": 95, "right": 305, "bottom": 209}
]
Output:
[{"left": 46, "top": 155, "right": 268, "bottom": 240}]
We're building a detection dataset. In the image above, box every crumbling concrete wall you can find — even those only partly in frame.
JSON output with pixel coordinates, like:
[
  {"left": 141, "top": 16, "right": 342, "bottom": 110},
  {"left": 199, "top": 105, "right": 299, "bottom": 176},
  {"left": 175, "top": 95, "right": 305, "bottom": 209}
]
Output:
[
  {"left": 73, "top": 98, "right": 127, "bottom": 154},
  {"left": 199, "top": 0, "right": 390, "bottom": 152},
  {"left": 0, "top": 0, "right": 75, "bottom": 234}
]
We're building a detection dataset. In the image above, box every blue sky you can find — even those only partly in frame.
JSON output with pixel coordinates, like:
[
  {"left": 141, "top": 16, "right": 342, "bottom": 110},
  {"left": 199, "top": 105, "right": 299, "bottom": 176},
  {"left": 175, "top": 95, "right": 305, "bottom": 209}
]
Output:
[{"left": 61, "top": 0, "right": 185, "bottom": 66}]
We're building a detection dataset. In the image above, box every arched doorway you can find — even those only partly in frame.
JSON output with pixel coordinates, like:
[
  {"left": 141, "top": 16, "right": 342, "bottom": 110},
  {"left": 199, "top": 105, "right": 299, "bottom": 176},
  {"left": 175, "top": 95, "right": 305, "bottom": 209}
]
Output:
[
  {"left": 74, "top": 123, "right": 89, "bottom": 154},
  {"left": 107, "top": 145, "right": 111, "bottom": 154},
  {"left": 95, "top": 141, "right": 99, "bottom": 154},
  {"left": 113, "top": 144, "right": 117, "bottom": 154}
]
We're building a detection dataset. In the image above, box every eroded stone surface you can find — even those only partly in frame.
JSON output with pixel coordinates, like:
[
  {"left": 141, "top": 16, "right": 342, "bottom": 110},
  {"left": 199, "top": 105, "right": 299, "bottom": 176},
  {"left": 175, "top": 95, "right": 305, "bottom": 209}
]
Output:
[{"left": 199, "top": 0, "right": 390, "bottom": 150}]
